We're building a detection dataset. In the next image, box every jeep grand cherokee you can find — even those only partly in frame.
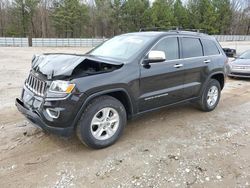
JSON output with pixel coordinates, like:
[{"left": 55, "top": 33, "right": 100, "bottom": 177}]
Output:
[{"left": 16, "top": 31, "right": 227, "bottom": 149}]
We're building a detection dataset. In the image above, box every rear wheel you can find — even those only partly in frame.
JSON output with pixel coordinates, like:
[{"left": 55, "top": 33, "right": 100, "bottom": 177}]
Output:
[
  {"left": 76, "top": 95, "right": 127, "bottom": 149},
  {"left": 196, "top": 79, "right": 221, "bottom": 112}
]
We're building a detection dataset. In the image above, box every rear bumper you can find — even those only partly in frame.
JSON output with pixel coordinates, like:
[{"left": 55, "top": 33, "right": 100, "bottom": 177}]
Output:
[{"left": 15, "top": 98, "right": 73, "bottom": 137}]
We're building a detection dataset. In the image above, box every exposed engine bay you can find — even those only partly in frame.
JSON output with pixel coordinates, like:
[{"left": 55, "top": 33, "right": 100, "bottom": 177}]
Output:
[{"left": 72, "top": 59, "right": 123, "bottom": 77}]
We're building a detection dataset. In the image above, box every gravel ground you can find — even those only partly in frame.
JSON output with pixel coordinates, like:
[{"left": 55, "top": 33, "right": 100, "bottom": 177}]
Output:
[{"left": 0, "top": 43, "right": 250, "bottom": 188}]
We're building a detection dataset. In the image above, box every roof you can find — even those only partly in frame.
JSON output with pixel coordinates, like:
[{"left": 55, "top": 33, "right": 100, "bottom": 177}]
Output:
[{"left": 123, "top": 30, "right": 210, "bottom": 39}]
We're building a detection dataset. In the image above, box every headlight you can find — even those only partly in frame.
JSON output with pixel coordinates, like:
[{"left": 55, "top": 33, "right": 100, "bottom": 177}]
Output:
[{"left": 49, "top": 80, "right": 75, "bottom": 94}]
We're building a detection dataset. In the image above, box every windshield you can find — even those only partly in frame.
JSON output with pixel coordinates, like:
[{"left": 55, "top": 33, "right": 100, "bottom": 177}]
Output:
[
  {"left": 239, "top": 51, "right": 250, "bottom": 59},
  {"left": 89, "top": 35, "right": 154, "bottom": 61}
]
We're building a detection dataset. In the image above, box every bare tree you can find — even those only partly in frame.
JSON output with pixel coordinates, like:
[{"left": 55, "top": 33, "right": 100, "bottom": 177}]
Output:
[{"left": 0, "top": 0, "right": 5, "bottom": 36}]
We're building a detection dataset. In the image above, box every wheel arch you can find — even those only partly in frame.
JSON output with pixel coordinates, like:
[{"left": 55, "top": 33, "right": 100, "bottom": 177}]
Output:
[
  {"left": 72, "top": 88, "right": 134, "bottom": 129},
  {"left": 210, "top": 72, "right": 225, "bottom": 90},
  {"left": 198, "top": 71, "right": 225, "bottom": 97}
]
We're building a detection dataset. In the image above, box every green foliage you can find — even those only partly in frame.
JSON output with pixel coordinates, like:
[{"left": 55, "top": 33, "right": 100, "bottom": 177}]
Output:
[
  {"left": 212, "top": 0, "right": 232, "bottom": 34},
  {"left": 52, "top": 0, "right": 89, "bottom": 37},
  {"left": 173, "top": 0, "right": 188, "bottom": 28},
  {"left": 187, "top": 0, "right": 218, "bottom": 34},
  {"left": 185, "top": 0, "right": 234, "bottom": 34},
  {"left": 110, "top": 0, "right": 125, "bottom": 35},
  {"left": 121, "top": 0, "right": 151, "bottom": 32},
  {"left": 150, "top": 0, "right": 174, "bottom": 28},
  {"left": 94, "top": 0, "right": 114, "bottom": 36},
  {"left": 199, "top": 0, "right": 218, "bottom": 34},
  {"left": 0, "top": 0, "right": 246, "bottom": 37}
]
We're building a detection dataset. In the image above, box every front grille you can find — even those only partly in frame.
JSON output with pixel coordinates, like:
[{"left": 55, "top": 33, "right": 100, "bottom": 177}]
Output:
[
  {"left": 233, "top": 66, "right": 250, "bottom": 70},
  {"left": 25, "top": 74, "right": 47, "bottom": 96}
]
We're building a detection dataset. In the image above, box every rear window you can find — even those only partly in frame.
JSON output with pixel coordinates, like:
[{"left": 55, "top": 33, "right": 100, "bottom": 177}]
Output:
[
  {"left": 181, "top": 38, "right": 203, "bottom": 58},
  {"left": 201, "top": 39, "right": 220, "bottom": 56}
]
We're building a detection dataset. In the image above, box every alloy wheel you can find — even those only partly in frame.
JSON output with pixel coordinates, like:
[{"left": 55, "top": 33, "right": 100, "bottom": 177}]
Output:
[{"left": 90, "top": 107, "right": 120, "bottom": 140}]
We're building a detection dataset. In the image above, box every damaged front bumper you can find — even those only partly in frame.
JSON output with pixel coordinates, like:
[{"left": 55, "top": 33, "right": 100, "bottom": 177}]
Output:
[
  {"left": 15, "top": 85, "right": 86, "bottom": 137},
  {"left": 15, "top": 98, "right": 73, "bottom": 137}
]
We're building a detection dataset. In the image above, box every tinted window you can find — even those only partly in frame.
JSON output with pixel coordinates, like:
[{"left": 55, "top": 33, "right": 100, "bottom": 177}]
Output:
[
  {"left": 182, "top": 38, "right": 203, "bottom": 58},
  {"left": 202, "top": 39, "right": 220, "bottom": 56},
  {"left": 152, "top": 37, "right": 179, "bottom": 60}
]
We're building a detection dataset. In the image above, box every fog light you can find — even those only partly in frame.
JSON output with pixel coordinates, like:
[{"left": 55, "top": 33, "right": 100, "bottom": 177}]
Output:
[{"left": 46, "top": 108, "right": 60, "bottom": 119}]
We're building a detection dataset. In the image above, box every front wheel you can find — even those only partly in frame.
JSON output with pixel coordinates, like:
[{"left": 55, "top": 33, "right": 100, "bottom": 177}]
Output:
[
  {"left": 76, "top": 95, "right": 127, "bottom": 149},
  {"left": 197, "top": 79, "right": 221, "bottom": 112}
]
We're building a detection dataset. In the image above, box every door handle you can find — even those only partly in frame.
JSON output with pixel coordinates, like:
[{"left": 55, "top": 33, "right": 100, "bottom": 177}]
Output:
[
  {"left": 204, "top": 59, "right": 211, "bottom": 64},
  {"left": 174, "top": 64, "right": 183, "bottom": 68}
]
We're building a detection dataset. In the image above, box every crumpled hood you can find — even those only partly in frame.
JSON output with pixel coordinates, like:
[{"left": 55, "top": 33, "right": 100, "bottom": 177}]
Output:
[
  {"left": 231, "top": 58, "right": 250, "bottom": 66},
  {"left": 32, "top": 53, "right": 123, "bottom": 78}
]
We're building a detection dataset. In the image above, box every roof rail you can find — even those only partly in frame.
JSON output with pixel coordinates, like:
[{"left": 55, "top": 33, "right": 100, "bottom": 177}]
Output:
[
  {"left": 139, "top": 26, "right": 181, "bottom": 32},
  {"left": 180, "top": 28, "right": 207, "bottom": 33},
  {"left": 139, "top": 27, "right": 207, "bottom": 34}
]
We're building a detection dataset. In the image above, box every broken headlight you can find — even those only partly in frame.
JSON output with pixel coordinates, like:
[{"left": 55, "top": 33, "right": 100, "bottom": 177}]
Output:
[{"left": 49, "top": 80, "right": 75, "bottom": 94}]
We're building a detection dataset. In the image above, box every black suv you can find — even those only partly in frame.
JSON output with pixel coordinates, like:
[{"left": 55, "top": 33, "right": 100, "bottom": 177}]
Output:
[{"left": 16, "top": 31, "right": 227, "bottom": 149}]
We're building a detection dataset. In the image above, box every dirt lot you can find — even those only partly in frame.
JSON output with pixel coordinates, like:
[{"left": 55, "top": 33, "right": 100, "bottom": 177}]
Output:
[{"left": 0, "top": 44, "right": 250, "bottom": 188}]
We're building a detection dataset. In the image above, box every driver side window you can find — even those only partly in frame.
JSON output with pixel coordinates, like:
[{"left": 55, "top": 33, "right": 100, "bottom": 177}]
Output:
[{"left": 152, "top": 37, "right": 179, "bottom": 61}]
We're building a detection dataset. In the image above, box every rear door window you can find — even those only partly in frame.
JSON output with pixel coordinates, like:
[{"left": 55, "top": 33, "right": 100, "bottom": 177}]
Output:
[
  {"left": 181, "top": 38, "right": 203, "bottom": 58},
  {"left": 201, "top": 39, "right": 220, "bottom": 56},
  {"left": 152, "top": 37, "right": 179, "bottom": 60}
]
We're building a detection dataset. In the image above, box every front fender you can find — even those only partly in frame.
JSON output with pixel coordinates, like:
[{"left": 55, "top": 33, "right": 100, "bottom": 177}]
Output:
[{"left": 71, "top": 88, "right": 135, "bottom": 129}]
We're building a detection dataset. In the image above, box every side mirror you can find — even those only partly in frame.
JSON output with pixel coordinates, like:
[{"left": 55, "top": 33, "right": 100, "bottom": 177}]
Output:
[{"left": 144, "top": 50, "right": 166, "bottom": 64}]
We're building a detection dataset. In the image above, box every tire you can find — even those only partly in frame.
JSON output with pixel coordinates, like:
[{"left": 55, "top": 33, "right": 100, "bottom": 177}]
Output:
[
  {"left": 76, "top": 95, "right": 127, "bottom": 149},
  {"left": 196, "top": 79, "right": 221, "bottom": 112}
]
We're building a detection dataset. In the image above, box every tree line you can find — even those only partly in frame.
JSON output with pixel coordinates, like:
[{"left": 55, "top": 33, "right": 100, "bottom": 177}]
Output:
[{"left": 0, "top": 0, "right": 249, "bottom": 38}]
